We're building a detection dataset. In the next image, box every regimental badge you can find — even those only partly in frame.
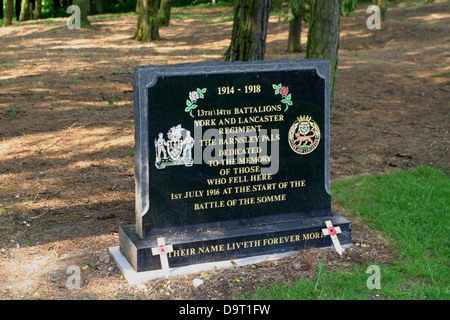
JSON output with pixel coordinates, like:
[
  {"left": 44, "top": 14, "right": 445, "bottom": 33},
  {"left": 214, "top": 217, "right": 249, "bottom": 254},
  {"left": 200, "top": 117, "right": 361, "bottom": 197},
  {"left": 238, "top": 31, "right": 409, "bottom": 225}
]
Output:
[
  {"left": 154, "top": 124, "right": 194, "bottom": 169},
  {"left": 288, "top": 115, "right": 321, "bottom": 155}
]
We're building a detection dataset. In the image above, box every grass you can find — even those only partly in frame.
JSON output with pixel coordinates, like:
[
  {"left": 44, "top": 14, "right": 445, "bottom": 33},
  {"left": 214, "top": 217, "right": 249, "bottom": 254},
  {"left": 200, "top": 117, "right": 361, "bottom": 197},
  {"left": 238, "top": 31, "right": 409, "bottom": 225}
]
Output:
[
  {"left": 242, "top": 167, "right": 449, "bottom": 300},
  {"left": 431, "top": 72, "right": 450, "bottom": 78},
  {"left": 171, "top": 11, "right": 232, "bottom": 24}
]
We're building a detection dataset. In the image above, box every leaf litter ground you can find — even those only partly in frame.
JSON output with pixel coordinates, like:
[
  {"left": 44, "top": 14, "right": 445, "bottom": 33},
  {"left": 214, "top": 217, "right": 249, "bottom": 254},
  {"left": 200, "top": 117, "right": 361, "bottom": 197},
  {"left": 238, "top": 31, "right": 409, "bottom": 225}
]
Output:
[{"left": 0, "top": 2, "right": 448, "bottom": 299}]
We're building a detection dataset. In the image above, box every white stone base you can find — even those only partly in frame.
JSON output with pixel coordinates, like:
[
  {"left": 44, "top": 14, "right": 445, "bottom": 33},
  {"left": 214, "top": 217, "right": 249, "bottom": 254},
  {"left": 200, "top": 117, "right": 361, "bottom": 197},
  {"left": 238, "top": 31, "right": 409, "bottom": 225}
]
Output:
[
  {"left": 109, "top": 246, "right": 296, "bottom": 285},
  {"left": 110, "top": 243, "right": 353, "bottom": 285}
]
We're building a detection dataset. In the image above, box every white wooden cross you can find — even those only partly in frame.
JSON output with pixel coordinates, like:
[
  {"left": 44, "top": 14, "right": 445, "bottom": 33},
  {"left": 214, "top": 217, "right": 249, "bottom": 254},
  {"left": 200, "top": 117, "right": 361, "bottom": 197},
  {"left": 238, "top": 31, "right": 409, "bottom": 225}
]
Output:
[
  {"left": 151, "top": 237, "right": 173, "bottom": 278},
  {"left": 322, "top": 220, "right": 344, "bottom": 255}
]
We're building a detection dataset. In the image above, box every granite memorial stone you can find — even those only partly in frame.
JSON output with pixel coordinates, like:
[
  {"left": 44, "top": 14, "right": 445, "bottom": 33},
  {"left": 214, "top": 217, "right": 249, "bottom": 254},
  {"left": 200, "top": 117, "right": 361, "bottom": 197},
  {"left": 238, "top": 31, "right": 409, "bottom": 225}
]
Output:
[{"left": 118, "top": 59, "right": 352, "bottom": 273}]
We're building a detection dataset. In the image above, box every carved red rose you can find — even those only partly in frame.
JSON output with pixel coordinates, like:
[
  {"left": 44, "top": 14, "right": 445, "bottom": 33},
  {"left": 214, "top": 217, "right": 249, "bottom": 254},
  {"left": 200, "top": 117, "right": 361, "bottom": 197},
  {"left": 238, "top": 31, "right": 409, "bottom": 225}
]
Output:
[{"left": 280, "top": 86, "right": 289, "bottom": 96}]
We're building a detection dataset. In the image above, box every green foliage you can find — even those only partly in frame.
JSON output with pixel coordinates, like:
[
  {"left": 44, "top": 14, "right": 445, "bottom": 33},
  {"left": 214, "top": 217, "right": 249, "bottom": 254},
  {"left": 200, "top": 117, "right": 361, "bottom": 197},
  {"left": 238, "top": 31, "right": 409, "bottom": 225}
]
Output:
[
  {"left": 37, "top": 0, "right": 233, "bottom": 19},
  {"left": 7, "top": 105, "right": 23, "bottom": 118},
  {"left": 173, "top": 0, "right": 233, "bottom": 7},
  {"left": 7, "top": 106, "right": 19, "bottom": 118},
  {"left": 313, "top": 260, "right": 324, "bottom": 291},
  {"left": 82, "top": 261, "right": 97, "bottom": 270},
  {"left": 340, "top": 0, "right": 358, "bottom": 17},
  {"left": 103, "top": 0, "right": 137, "bottom": 13},
  {"left": 107, "top": 96, "right": 119, "bottom": 106},
  {"left": 301, "top": 0, "right": 358, "bottom": 26}
]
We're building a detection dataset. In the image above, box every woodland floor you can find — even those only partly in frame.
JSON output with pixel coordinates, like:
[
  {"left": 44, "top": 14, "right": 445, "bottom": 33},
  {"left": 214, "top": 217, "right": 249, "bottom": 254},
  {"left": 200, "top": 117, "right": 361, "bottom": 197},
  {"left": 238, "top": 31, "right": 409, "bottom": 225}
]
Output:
[{"left": 0, "top": 1, "right": 448, "bottom": 300}]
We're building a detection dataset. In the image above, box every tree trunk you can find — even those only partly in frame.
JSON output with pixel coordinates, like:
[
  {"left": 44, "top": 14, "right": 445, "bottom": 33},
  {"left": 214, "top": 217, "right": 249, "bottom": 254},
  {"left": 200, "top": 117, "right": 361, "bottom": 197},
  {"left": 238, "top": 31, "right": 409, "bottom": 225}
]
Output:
[
  {"left": 94, "top": 0, "right": 103, "bottom": 14},
  {"left": 159, "top": 0, "right": 172, "bottom": 27},
  {"left": 72, "top": 0, "right": 90, "bottom": 28},
  {"left": 0, "top": 0, "right": 3, "bottom": 19},
  {"left": 287, "top": 0, "right": 302, "bottom": 53},
  {"left": 133, "top": 0, "right": 160, "bottom": 42},
  {"left": 224, "top": 0, "right": 271, "bottom": 62},
  {"left": 306, "top": 0, "right": 340, "bottom": 108},
  {"left": 374, "top": 0, "right": 387, "bottom": 21},
  {"left": 3, "top": 0, "right": 14, "bottom": 26},
  {"left": 34, "top": 0, "right": 42, "bottom": 19},
  {"left": 19, "top": 0, "right": 31, "bottom": 21}
]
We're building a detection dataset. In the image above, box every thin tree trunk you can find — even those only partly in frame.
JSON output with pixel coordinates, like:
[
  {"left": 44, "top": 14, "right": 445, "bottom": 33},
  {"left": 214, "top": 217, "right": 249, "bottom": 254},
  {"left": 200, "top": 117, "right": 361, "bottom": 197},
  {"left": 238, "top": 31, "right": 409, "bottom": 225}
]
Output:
[
  {"left": 0, "top": 0, "right": 3, "bottom": 19},
  {"left": 72, "top": 0, "right": 90, "bottom": 28},
  {"left": 3, "top": 0, "right": 14, "bottom": 26},
  {"left": 287, "top": 0, "right": 302, "bottom": 53},
  {"left": 94, "top": 0, "right": 103, "bottom": 13},
  {"left": 374, "top": 0, "right": 387, "bottom": 21},
  {"left": 133, "top": 0, "right": 160, "bottom": 42},
  {"left": 306, "top": 0, "right": 341, "bottom": 108},
  {"left": 19, "top": 0, "right": 30, "bottom": 21},
  {"left": 224, "top": 0, "right": 271, "bottom": 62},
  {"left": 34, "top": 0, "right": 42, "bottom": 19},
  {"left": 159, "top": 0, "right": 172, "bottom": 27}
]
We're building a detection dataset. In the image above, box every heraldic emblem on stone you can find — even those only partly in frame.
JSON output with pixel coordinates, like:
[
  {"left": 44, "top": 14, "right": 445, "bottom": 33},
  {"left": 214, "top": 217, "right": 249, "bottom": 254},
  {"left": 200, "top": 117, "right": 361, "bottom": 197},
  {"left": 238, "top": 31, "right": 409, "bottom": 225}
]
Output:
[
  {"left": 288, "top": 115, "right": 321, "bottom": 155},
  {"left": 155, "top": 124, "right": 194, "bottom": 169}
]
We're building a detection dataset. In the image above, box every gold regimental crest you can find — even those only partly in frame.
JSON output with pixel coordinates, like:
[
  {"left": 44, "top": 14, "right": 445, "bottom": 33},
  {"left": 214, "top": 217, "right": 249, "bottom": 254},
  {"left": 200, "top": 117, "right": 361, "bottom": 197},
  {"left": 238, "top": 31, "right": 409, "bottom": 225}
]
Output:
[{"left": 288, "top": 115, "right": 321, "bottom": 155}]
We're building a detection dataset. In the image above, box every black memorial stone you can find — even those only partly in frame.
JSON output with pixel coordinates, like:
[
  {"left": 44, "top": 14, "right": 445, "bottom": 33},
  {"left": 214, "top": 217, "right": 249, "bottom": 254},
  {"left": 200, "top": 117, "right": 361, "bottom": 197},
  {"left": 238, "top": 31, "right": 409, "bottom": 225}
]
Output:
[{"left": 119, "top": 59, "right": 351, "bottom": 272}]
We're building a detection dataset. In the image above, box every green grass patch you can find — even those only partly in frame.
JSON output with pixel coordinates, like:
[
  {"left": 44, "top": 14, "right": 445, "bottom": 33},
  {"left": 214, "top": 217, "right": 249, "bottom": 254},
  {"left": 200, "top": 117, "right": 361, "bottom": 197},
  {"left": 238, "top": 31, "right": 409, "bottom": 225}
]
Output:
[
  {"left": 431, "top": 72, "right": 450, "bottom": 78},
  {"left": 243, "top": 167, "right": 449, "bottom": 300},
  {"left": 90, "top": 12, "right": 136, "bottom": 21}
]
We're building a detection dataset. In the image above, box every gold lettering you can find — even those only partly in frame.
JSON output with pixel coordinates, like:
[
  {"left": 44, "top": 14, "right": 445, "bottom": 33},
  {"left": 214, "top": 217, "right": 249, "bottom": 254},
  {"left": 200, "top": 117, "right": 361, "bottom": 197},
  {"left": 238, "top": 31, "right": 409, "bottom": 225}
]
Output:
[
  {"left": 194, "top": 200, "right": 226, "bottom": 210},
  {"left": 250, "top": 174, "right": 272, "bottom": 182},
  {"left": 302, "top": 232, "right": 325, "bottom": 240},
  {"left": 290, "top": 180, "right": 306, "bottom": 188},
  {"left": 256, "top": 194, "right": 286, "bottom": 203},
  {"left": 194, "top": 119, "right": 216, "bottom": 127},
  {"left": 169, "top": 247, "right": 196, "bottom": 257}
]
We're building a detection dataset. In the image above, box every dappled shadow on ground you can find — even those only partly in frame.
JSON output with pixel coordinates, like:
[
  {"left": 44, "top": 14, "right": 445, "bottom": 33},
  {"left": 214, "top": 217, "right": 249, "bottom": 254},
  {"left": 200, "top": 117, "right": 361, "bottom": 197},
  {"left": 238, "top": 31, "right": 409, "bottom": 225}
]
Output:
[{"left": 0, "top": 2, "right": 448, "bottom": 299}]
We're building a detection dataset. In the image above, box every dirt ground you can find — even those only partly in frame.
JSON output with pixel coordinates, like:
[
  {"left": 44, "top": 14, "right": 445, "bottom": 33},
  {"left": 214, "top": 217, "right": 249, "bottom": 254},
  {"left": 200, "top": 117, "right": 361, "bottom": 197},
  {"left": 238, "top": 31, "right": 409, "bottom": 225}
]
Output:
[{"left": 0, "top": 1, "right": 448, "bottom": 300}]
